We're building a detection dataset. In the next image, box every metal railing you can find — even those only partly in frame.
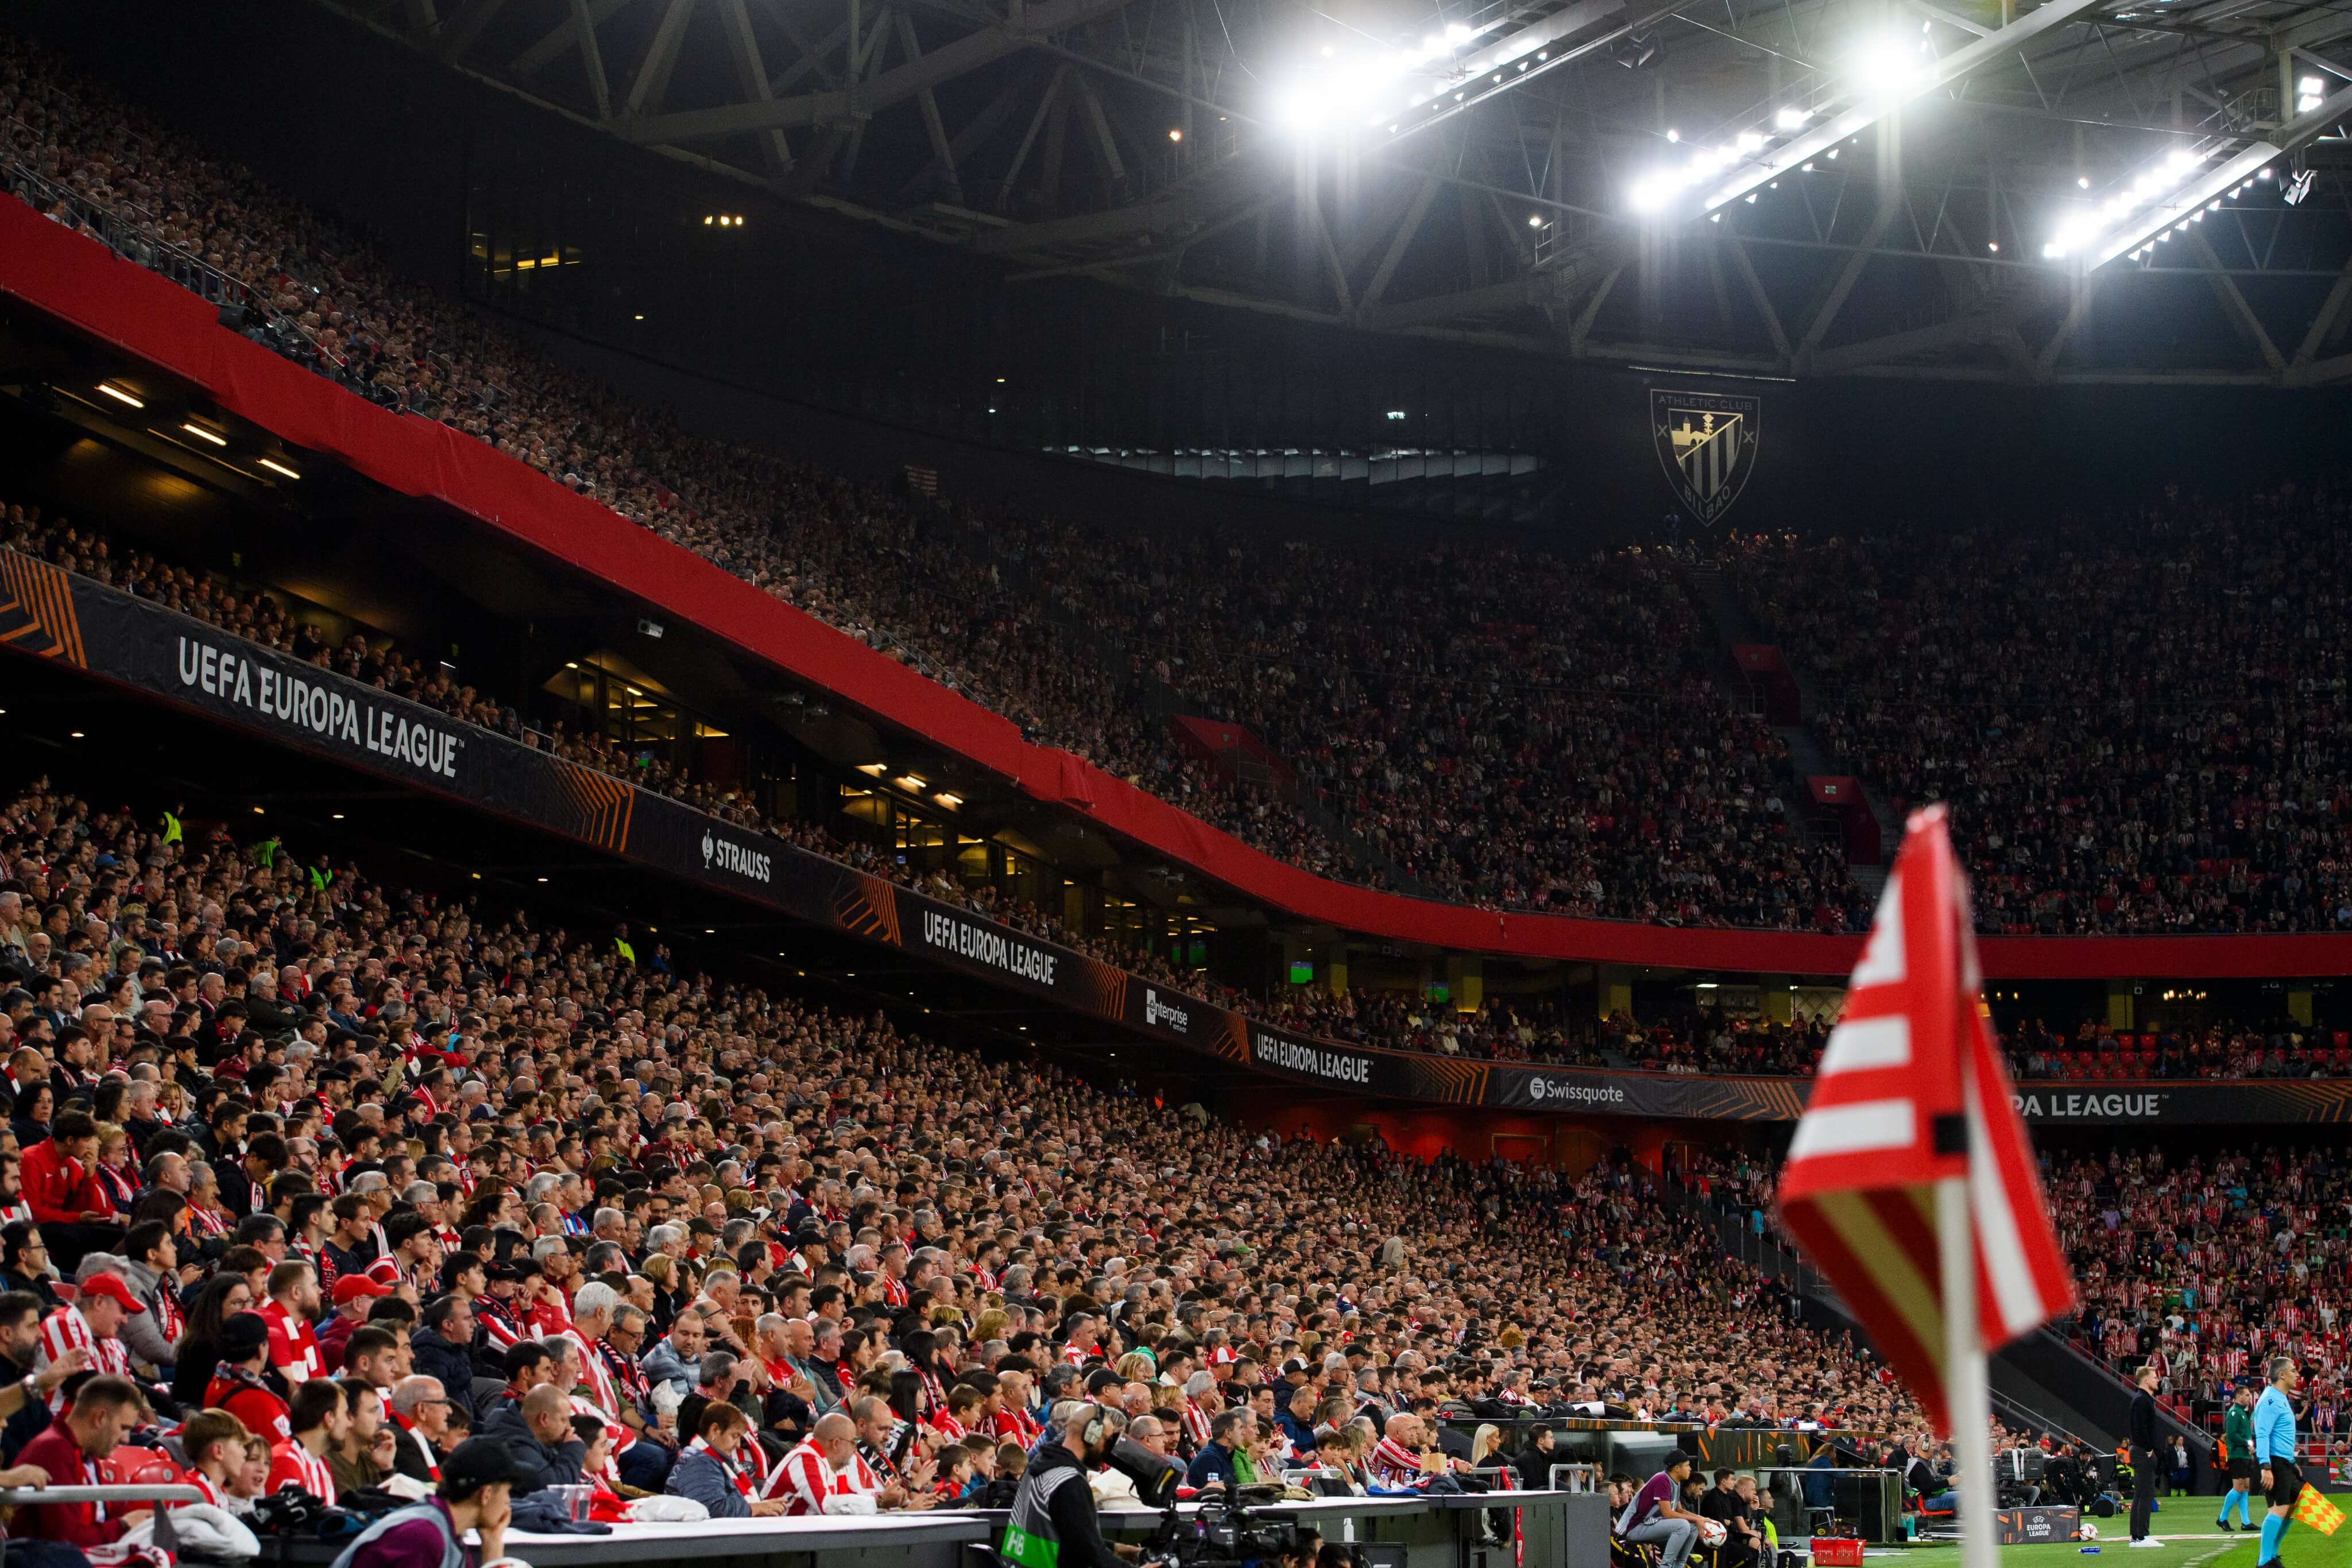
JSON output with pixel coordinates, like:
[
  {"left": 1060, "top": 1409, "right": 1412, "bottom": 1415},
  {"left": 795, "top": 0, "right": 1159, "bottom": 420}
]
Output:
[
  {"left": 0, "top": 127, "right": 345, "bottom": 374},
  {"left": 0, "top": 1484, "right": 207, "bottom": 1552},
  {"left": 1547, "top": 1464, "right": 1601, "bottom": 1493},
  {"left": 1, "top": 120, "right": 460, "bottom": 410}
]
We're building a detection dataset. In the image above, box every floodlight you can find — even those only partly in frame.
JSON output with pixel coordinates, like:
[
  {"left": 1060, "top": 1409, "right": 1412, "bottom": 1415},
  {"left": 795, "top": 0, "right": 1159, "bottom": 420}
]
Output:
[
  {"left": 1774, "top": 107, "right": 1811, "bottom": 130},
  {"left": 1850, "top": 32, "right": 1925, "bottom": 94},
  {"left": 2041, "top": 141, "right": 2274, "bottom": 266}
]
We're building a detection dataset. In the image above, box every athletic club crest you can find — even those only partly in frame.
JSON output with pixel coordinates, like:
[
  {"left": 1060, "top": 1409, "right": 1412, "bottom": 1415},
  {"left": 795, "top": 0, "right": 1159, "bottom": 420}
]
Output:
[{"left": 1650, "top": 388, "right": 1761, "bottom": 524}]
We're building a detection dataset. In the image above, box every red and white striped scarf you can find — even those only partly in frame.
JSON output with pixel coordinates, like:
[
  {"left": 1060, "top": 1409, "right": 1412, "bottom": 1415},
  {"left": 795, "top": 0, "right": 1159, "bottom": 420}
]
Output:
[{"left": 686, "top": 1436, "right": 756, "bottom": 1504}]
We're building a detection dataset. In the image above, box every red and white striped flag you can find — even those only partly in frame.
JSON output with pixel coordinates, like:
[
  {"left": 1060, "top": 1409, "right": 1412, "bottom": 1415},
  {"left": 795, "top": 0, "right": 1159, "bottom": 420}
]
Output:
[{"left": 1775, "top": 805, "right": 2075, "bottom": 1436}]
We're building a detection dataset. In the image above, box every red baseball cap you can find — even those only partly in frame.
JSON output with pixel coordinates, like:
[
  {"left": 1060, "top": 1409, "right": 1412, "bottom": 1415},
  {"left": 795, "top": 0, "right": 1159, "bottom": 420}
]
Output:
[
  {"left": 78, "top": 1274, "right": 146, "bottom": 1314},
  {"left": 334, "top": 1275, "right": 395, "bottom": 1306}
]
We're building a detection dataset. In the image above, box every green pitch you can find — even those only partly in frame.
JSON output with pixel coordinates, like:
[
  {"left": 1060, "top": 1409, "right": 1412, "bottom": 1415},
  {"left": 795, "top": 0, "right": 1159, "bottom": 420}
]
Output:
[{"left": 1869, "top": 1536, "right": 2330, "bottom": 1568}]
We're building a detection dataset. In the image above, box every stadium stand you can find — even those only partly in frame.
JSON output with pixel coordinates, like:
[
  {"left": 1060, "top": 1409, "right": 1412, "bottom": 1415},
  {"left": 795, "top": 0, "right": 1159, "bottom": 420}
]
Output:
[
  {"left": 0, "top": 773, "right": 1935, "bottom": 1517},
  {"left": 0, "top": 30, "right": 1863, "bottom": 936},
  {"left": 17, "top": 497, "right": 2348, "bottom": 1081},
  {"left": 5, "top": 11, "right": 2347, "bottom": 1559},
  {"left": 1734, "top": 503, "right": 2352, "bottom": 935},
  {"left": 1678, "top": 1143, "right": 2352, "bottom": 1470},
  {"left": 2057, "top": 1145, "right": 2352, "bottom": 1444}
]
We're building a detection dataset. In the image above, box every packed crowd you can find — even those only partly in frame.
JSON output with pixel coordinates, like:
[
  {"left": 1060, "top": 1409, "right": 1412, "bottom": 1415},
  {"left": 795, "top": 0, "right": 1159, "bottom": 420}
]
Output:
[
  {"left": 18, "top": 481, "right": 2352, "bottom": 1091},
  {"left": 0, "top": 768, "right": 1947, "bottom": 1548},
  {"left": 0, "top": 497, "right": 1769, "bottom": 1077},
  {"left": 1671, "top": 1138, "right": 2352, "bottom": 1462},
  {"left": 0, "top": 29, "right": 1863, "bottom": 936},
  {"left": 2054, "top": 1145, "right": 2352, "bottom": 1454},
  {"left": 1733, "top": 493, "right": 2352, "bottom": 935}
]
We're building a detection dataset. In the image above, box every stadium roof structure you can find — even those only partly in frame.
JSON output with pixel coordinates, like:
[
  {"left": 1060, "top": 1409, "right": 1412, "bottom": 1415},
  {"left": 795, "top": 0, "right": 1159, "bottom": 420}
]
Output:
[{"left": 331, "top": 0, "right": 2352, "bottom": 384}]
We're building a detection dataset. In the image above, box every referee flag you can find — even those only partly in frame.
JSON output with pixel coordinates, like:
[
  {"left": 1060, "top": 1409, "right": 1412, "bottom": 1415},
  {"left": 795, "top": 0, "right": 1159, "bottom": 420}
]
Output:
[
  {"left": 1776, "top": 806, "right": 2076, "bottom": 1436},
  {"left": 2293, "top": 1485, "right": 2344, "bottom": 1536}
]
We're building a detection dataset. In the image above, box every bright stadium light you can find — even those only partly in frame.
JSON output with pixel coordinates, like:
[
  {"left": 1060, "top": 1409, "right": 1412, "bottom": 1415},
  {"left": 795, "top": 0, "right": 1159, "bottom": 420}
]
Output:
[
  {"left": 1630, "top": 0, "right": 2105, "bottom": 222},
  {"left": 1273, "top": 22, "right": 1493, "bottom": 135},
  {"left": 2044, "top": 142, "right": 2273, "bottom": 265},
  {"left": 2040, "top": 69, "right": 2352, "bottom": 270},
  {"left": 1849, "top": 29, "right": 1928, "bottom": 95}
]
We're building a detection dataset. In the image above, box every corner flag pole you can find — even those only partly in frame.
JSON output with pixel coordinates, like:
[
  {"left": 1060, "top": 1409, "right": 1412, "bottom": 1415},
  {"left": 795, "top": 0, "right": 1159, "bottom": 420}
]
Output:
[{"left": 1938, "top": 1170, "right": 1998, "bottom": 1568}]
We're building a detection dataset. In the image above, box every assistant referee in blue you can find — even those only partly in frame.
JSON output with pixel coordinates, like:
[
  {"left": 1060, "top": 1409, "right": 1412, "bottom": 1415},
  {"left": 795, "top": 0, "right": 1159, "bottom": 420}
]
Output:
[{"left": 2253, "top": 1356, "right": 2301, "bottom": 1568}]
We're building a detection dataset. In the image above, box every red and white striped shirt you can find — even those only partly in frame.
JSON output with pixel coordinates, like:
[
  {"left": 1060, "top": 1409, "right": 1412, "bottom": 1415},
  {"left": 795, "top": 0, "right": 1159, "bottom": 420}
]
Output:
[
  {"left": 266, "top": 1440, "right": 336, "bottom": 1506},
  {"left": 1181, "top": 1399, "right": 1212, "bottom": 1450},
  {"left": 475, "top": 1297, "right": 524, "bottom": 1352},
  {"left": 558, "top": 1330, "right": 636, "bottom": 1456},
  {"left": 37, "top": 1306, "right": 129, "bottom": 1411},
  {"left": 767, "top": 1438, "right": 882, "bottom": 1515},
  {"left": 1368, "top": 1437, "right": 1432, "bottom": 1487},
  {"left": 260, "top": 1300, "right": 326, "bottom": 1385}
]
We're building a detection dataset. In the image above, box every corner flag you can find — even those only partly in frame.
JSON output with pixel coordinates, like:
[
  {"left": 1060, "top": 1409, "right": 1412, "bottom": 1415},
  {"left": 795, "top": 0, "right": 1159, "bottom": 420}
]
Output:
[{"left": 1775, "top": 806, "right": 2075, "bottom": 1437}]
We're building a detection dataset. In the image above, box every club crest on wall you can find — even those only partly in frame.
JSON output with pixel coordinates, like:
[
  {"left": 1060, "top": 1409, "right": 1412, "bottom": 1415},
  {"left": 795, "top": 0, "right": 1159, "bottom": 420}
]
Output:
[{"left": 1650, "top": 388, "right": 1761, "bottom": 524}]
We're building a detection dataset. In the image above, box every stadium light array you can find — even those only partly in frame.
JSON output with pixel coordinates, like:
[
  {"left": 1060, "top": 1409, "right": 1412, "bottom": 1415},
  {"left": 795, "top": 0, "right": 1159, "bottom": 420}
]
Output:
[
  {"left": 1627, "top": 0, "right": 2105, "bottom": 221},
  {"left": 1272, "top": 24, "right": 1484, "bottom": 132},
  {"left": 2044, "top": 77, "right": 2352, "bottom": 268}
]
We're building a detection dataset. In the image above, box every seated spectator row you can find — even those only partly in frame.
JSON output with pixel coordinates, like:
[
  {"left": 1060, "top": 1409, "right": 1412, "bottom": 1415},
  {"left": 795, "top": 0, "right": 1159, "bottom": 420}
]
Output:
[{"left": 0, "top": 768, "right": 1936, "bottom": 1543}]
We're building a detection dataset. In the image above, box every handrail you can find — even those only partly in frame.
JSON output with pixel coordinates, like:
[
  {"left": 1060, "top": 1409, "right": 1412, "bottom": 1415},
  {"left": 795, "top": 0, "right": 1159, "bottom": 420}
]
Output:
[
  {"left": 0, "top": 1485, "right": 204, "bottom": 1503},
  {"left": 0, "top": 130, "right": 347, "bottom": 375},
  {"left": 1549, "top": 1464, "right": 1601, "bottom": 1492},
  {"left": 0, "top": 1482, "right": 206, "bottom": 1554}
]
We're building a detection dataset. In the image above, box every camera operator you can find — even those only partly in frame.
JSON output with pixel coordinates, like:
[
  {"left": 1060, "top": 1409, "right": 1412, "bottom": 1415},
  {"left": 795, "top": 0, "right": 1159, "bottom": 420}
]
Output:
[
  {"left": 2044, "top": 1443, "right": 2087, "bottom": 1508},
  {"left": 1001, "top": 1399, "right": 1138, "bottom": 1568}
]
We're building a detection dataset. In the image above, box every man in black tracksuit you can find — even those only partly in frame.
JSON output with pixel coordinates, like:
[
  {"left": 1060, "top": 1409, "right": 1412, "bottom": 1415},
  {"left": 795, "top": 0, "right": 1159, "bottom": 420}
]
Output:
[{"left": 2129, "top": 1361, "right": 2163, "bottom": 1546}]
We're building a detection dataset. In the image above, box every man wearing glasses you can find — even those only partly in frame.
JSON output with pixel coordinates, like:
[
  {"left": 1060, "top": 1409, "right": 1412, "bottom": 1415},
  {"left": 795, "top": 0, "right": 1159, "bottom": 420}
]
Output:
[{"left": 386, "top": 1375, "right": 455, "bottom": 1485}]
